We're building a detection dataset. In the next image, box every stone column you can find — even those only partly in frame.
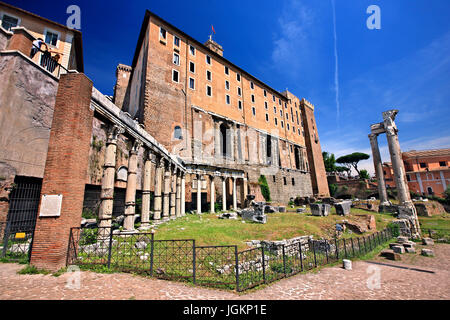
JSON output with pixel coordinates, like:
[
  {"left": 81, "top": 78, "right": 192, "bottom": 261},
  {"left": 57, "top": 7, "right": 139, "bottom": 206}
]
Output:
[
  {"left": 170, "top": 165, "right": 176, "bottom": 219},
  {"left": 210, "top": 175, "right": 215, "bottom": 213},
  {"left": 123, "top": 139, "right": 142, "bottom": 232},
  {"left": 368, "top": 133, "right": 390, "bottom": 206},
  {"left": 176, "top": 170, "right": 181, "bottom": 218},
  {"left": 98, "top": 125, "right": 124, "bottom": 237},
  {"left": 162, "top": 160, "right": 171, "bottom": 220},
  {"left": 140, "top": 150, "right": 154, "bottom": 230},
  {"left": 196, "top": 173, "right": 202, "bottom": 214},
  {"left": 153, "top": 157, "right": 163, "bottom": 220},
  {"left": 214, "top": 120, "right": 221, "bottom": 164},
  {"left": 241, "top": 177, "right": 248, "bottom": 208},
  {"left": 232, "top": 177, "right": 237, "bottom": 211},
  {"left": 222, "top": 176, "right": 227, "bottom": 211},
  {"left": 383, "top": 110, "right": 421, "bottom": 236},
  {"left": 181, "top": 173, "right": 186, "bottom": 216}
]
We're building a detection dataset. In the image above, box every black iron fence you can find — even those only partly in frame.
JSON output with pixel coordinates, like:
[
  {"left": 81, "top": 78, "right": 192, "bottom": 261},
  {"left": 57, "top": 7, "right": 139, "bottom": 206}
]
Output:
[
  {"left": 67, "top": 226, "right": 395, "bottom": 292},
  {"left": 0, "top": 222, "right": 34, "bottom": 263}
]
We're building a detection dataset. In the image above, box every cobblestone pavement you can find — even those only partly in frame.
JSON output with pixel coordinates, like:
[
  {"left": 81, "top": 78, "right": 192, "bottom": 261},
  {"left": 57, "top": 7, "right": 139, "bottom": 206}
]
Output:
[{"left": 0, "top": 244, "right": 449, "bottom": 300}]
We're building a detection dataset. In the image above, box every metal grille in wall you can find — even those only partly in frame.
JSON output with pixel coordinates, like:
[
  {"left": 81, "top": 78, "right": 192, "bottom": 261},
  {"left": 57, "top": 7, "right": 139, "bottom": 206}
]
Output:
[{"left": 6, "top": 176, "right": 42, "bottom": 233}]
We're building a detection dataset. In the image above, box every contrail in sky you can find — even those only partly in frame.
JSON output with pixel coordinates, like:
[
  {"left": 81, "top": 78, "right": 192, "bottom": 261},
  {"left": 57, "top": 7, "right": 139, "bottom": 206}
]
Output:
[{"left": 331, "top": 0, "right": 340, "bottom": 127}]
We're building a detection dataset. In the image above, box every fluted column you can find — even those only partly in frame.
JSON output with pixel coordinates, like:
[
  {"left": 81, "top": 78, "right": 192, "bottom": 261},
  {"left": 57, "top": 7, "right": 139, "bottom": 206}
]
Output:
[
  {"left": 176, "top": 169, "right": 181, "bottom": 218},
  {"left": 123, "top": 139, "right": 142, "bottom": 232},
  {"left": 197, "top": 174, "right": 202, "bottom": 214},
  {"left": 170, "top": 165, "right": 176, "bottom": 219},
  {"left": 98, "top": 125, "right": 124, "bottom": 238},
  {"left": 222, "top": 176, "right": 227, "bottom": 211},
  {"left": 210, "top": 175, "right": 215, "bottom": 213},
  {"left": 140, "top": 150, "right": 154, "bottom": 229},
  {"left": 181, "top": 173, "right": 186, "bottom": 216},
  {"left": 369, "top": 133, "right": 389, "bottom": 206},
  {"left": 162, "top": 160, "right": 171, "bottom": 220},
  {"left": 153, "top": 157, "right": 163, "bottom": 220}
]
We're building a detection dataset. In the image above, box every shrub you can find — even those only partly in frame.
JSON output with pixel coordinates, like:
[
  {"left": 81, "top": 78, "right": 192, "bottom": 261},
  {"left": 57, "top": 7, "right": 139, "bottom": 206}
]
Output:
[
  {"left": 258, "top": 175, "right": 271, "bottom": 202},
  {"left": 329, "top": 184, "right": 338, "bottom": 197},
  {"left": 79, "top": 228, "right": 98, "bottom": 246},
  {"left": 387, "top": 222, "right": 400, "bottom": 237}
]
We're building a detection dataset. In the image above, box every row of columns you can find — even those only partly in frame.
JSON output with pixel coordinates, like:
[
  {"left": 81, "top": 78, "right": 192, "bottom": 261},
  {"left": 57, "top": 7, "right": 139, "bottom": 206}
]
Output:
[
  {"left": 193, "top": 173, "right": 247, "bottom": 214},
  {"left": 98, "top": 124, "right": 186, "bottom": 235}
]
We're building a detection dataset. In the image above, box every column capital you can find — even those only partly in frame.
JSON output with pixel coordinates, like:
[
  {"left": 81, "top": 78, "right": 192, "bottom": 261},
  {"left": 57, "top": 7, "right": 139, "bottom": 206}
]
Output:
[
  {"left": 130, "top": 139, "right": 143, "bottom": 155},
  {"left": 107, "top": 124, "right": 125, "bottom": 144}
]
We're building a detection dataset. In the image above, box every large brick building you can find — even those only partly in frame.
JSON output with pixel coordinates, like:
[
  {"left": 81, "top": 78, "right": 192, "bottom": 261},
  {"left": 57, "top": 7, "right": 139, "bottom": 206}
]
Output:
[{"left": 113, "top": 10, "right": 329, "bottom": 206}]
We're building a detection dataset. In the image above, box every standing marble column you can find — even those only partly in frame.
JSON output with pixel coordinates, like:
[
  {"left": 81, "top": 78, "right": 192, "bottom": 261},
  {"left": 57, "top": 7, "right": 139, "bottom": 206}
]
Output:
[
  {"left": 181, "top": 173, "right": 186, "bottom": 216},
  {"left": 222, "top": 176, "right": 227, "bottom": 211},
  {"left": 232, "top": 177, "right": 237, "bottom": 211},
  {"left": 123, "top": 139, "right": 142, "bottom": 232},
  {"left": 140, "top": 150, "right": 154, "bottom": 230},
  {"left": 241, "top": 177, "right": 248, "bottom": 209},
  {"left": 98, "top": 125, "right": 124, "bottom": 238},
  {"left": 162, "top": 160, "right": 171, "bottom": 220},
  {"left": 170, "top": 165, "right": 176, "bottom": 219},
  {"left": 176, "top": 170, "right": 181, "bottom": 218},
  {"left": 369, "top": 133, "right": 389, "bottom": 206},
  {"left": 153, "top": 157, "right": 163, "bottom": 220},
  {"left": 210, "top": 175, "right": 215, "bottom": 213},
  {"left": 196, "top": 174, "right": 202, "bottom": 214}
]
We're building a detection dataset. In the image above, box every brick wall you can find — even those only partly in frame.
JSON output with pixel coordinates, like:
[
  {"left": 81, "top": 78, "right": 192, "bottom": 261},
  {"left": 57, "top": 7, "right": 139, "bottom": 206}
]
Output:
[{"left": 30, "top": 72, "right": 93, "bottom": 271}]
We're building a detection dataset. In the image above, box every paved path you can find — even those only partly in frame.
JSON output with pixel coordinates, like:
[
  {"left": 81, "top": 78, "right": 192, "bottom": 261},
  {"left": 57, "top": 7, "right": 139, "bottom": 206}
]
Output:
[{"left": 0, "top": 243, "right": 449, "bottom": 300}]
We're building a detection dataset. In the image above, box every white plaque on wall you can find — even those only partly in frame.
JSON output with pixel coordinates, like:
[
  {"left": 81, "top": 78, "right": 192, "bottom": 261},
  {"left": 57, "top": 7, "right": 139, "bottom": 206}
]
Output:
[{"left": 39, "top": 194, "right": 63, "bottom": 217}]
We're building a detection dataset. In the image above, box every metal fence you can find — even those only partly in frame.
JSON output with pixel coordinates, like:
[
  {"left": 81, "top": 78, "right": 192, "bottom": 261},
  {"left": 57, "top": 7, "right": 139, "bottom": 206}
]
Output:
[
  {"left": 67, "top": 226, "right": 395, "bottom": 292},
  {"left": 0, "top": 222, "right": 34, "bottom": 263}
]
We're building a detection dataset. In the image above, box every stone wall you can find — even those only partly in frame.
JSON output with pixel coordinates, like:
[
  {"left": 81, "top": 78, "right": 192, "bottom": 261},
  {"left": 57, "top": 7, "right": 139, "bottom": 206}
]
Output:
[{"left": 0, "top": 27, "right": 11, "bottom": 51}]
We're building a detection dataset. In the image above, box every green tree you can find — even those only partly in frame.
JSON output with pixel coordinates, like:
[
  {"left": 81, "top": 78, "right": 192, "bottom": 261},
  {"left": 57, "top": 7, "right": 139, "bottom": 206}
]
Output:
[
  {"left": 322, "top": 151, "right": 337, "bottom": 173},
  {"left": 336, "top": 152, "right": 370, "bottom": 175},
  {"left": 359, "top": 169, "right": 370, "bottom": 180},
  {"left": 258, "top": 175, "right": 271, "bottom": 202},
  {"left": 444, "top": 185, "right": 450, "bottom": 201}
]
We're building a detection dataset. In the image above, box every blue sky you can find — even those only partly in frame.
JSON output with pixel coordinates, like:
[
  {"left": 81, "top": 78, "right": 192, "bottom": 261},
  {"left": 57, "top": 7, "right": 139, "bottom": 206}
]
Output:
[{"left": 10, "top": 0, "right": 450, "bottom": 175}]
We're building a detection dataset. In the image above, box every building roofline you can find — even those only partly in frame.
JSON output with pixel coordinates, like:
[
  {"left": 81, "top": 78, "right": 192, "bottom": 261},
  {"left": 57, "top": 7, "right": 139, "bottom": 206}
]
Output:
[
  {"left": 131, "top": 10, "right": 291, "bottom": 101},
  {"left": 0, "top": 1, "right": 83, "bottom": 72}
]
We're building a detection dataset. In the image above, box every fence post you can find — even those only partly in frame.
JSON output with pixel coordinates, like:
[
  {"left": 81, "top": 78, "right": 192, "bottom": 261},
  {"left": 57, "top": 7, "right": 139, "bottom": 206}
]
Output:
[
  {"left": 335, "top": 238, "right": 339, "bottom": 260},
  {"left": 192, "top": 240, "right": 196, "bottom": 285},
  {"left": 282, "top": 245, "right": 287, "bottom": 276},
  {"left": 325, "top": 242, "right": 329, "bottom": 264},
  {"left": 150, "top": 232, "right": 154, "bottom": 276},
  {"left": 261, "top": 246, "right": 266, "bottom": 283},
  {"left": 428, "top": 229, "right": 432, "bottom": 238},
  {"left": 1, "top": 221, "right": 11, "bottom": 258},
  {"left": 343, "top": 238, "right": 347, "bottom": 258},
  {"left": 363, "top": 236, "right": 367, "bottom": 253},
  {"left": 357, "top": 238, "right": 361, "bottom": 256},
  {"left": 298, "top": 242, "right": 304, "bottom": 272},
  {"left": 28, "top": 228, "right": 36, "bottom": 263},
  {"left": 234, "top": 246, "right": 239, "bottom": 292},
  {"left": 312, "top": 241, "right": 317, "bottom": 267},
  {"left": 350, "top": 238, "right": 355, "bottom": 257},
  {"left": 107, "top": 227, "right": 113, "bottom": 268}
]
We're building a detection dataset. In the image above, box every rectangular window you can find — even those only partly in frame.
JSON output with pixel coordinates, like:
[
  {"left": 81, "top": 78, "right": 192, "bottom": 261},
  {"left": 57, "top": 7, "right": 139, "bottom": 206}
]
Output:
[
  {"left": 206, "top": 70, "right": 212, "bottom": 81},
  {"left": 206, "top": 55, "right": 211, "bottom": 65},
  {"left": 238, "top": 100, "right": 242, "bottom": 110},
  {"left": 439, "top": 161, "right": 447, "bottom": 167},
  {"left": 273, "top": 95, "right": 276, "bottom": 102},
  {"left": 172, "top": 70, "right": 179, "bottom": 83},
  {"left": 189, "top": 77, "right": 195, "bottom": 90},
  {"left": 420, "top": 163, "right": 427, "bottom": 168},
  {"left": 225, "top": 80, "right": 230, "bottom": 90},
  {"left": 252, "top": 107, "right": 256, "bottom": 116},
  {"left": 251, "top": 94, "right": 255, "bottom": 103},
  {"left": 298, "top": 128, "right": 301, "bottom": 135},
  {"left": 206, "top": 85, "right": 212, "bottom": 96},
  {"left": 265, "top": 113, "right": 269, "bottom": 122},
  {"left": 189, "top": 45, "right": 195, "bottom": 55},
  {"left": 293, "top": 126, "right": 295, "bottom": 132},
  {"left": 406, "top": 174, "right": 411, "bottom": 182},
  {"left": 189, "top": 61, "right": 195, "bottom": 73},
  {"left": 237, "top": 87, "right": 242, "bottom": 96},
  {"left": 279, "top": 98, "right": 282, "bottom": 105},
  {"left": 224, "top": 66, "right": 229, "bottom": 75},
  {"left": 274, "top": 118, "right": 278, "bottom": 126},
  {"left": 287, "top": 123, "right": 290, "bottom": 130},
  {"left": 173, "top": 53, "right": 180, "bottom": 65},
  {"left": 292, "top": 178, "right": 295, "bottom": 186},
  {"left": 280, "top": 110, "right": 283, "bottom": 117},
  {"left": 265, "top": 102, "right": 268, "bottom": 109},
  {"left": 45, "top": 30, "right": 58, "bottom": 47},
  {"left": 283, "top": 177, "right": 287, "bottom": 185},
  {"left": 1, "top": 14, "right": 19, "bottom": 30},
  {"left": 273, "top": 107, "right": 276, "bottom": 114},
  {"left": 160, "top": 27, "right": 167, "bottom": 40},
  {"left": 174, "top": 35, "right": 180, "bottom": 47},
  {"left": 236, "top": 73, "right": 241, "bottom": 82},
  {"left": 281, "top": 120, "right": 284, "bottom": 128},
  {"left": 264, "top": 90, "right": 267, "bottom": 97},
  {"left": 250, "top": 81, "right": 254, "bottom": 90},
  {"left": 226, "top": 95, "right": 230, "bottom": 105}
]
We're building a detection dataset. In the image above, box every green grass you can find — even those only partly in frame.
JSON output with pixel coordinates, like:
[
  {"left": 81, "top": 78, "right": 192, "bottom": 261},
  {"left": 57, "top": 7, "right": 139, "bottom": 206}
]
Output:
[{"left": 152, "top": 209, "right": 396, "bottom": 250}]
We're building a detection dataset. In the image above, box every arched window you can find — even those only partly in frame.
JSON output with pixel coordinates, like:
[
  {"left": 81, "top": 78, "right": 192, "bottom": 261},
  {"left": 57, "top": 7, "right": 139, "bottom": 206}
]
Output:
[{"left": 173, "top": 126, "right": 182, "bottom": 140}]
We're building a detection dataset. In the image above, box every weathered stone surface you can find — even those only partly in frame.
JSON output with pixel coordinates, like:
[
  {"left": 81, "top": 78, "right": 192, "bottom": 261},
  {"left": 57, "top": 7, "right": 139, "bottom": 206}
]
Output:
[
  {"left": 421, "top": 248, "right": 434, "bottom": 257},
  {"left": 219, "top": 212, "right": 238, "bottom": 220},
  {"left": 422, "top": 238, "right": 434, "bottom": 246},
  {"left": 335, "top": 201, "right": 352, "bottom": 216},
  {"left": 397, "top": 236, "right": 409, "bottom": 244},
  {"left": 343, "top": 259, "right": 352, "bottom": 270},
  {"left": 296, "top": 206, "right": 306, "bottom": 213},
  {"left": 381, "top": 249, "right": 401, "bottom": 261},
  {"left": 264, "top": 206, "right": 278, "bottom": 213},
  {"left": 414, "top": 201, "right": 446, "bottom": 217},
  {"left": 278, "top": 206, "right": 286, "bottom": 213},
  {"left": 405, "top": 247, "right": 415, "bottom": 254},
  {"left": 392, "top": 245, "right": 405, "bottom": 254},
  {"left": 310, "top": 203, "right": 330, "bottom": 216}
]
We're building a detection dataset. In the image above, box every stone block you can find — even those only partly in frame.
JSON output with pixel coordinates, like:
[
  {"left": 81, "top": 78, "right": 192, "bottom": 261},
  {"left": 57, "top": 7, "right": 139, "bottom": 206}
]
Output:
[
  {"left": 405, "top": 247, "right": 415, "bottom": 254},
  {"left": 278, "top": 206, "right": 286, "bottom": 213},
  {"left": 397, "top": 236, "right": 409, "bottom": 244},
  {"left": 310, "top": 203, "right": 331, "bottom": 217},
  {"left": 392, "top": 245, "right": 405, "bottom": 254},
  {"left": 335, "top": 201, "right": 352, "bottom": 216},
  {"left": 343, "top": 259, "right": 352, "bottom": 270},
  {"left": 421, "top": 248, "right": 434, "bottom": 257},
  {"left": 380, "top": 249, "right": 401, "bottom": 261},
  {"left": 422, "top": 238, "right": 434, "bottom": 246}
]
